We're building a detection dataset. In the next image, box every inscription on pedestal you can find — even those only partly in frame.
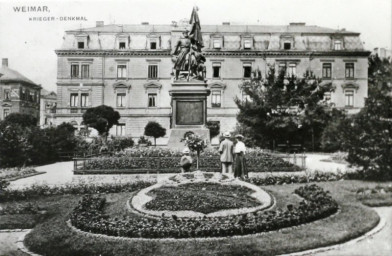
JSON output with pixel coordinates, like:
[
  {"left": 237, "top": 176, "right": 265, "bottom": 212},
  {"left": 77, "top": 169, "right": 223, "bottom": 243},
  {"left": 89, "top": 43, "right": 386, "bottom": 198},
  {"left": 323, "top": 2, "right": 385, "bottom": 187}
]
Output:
[{"left": 176, "top": 101, "right": 203, "bottom": 125}]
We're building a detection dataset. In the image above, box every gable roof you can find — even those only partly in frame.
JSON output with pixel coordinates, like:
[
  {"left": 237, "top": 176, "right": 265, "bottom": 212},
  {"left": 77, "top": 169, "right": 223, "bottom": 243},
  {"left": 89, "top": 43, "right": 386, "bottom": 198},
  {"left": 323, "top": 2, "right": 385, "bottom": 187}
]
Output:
[{"left": 0, "top": 65, "right": 40, "bottom": 88}]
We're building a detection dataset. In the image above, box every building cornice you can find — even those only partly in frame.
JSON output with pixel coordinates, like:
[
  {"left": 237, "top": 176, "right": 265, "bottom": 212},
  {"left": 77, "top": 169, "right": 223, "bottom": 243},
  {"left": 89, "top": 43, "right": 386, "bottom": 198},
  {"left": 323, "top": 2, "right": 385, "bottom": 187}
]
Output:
[
  {"left": 55, "top": 49, "right": 371, "bottom": 57},
  {"left": 55, "top": 49, "right": 171, "bottom": 56}
]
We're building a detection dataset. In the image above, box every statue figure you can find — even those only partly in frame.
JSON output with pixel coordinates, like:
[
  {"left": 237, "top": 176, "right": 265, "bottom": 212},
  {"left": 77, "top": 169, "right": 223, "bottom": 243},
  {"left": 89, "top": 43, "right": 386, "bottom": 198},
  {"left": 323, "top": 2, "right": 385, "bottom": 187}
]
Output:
[
  {"left": 171, "top": 6, "right": 206, "bottom": 81},
  {"left": 172, "top": 29, "right": 196, "bottom": 80}
]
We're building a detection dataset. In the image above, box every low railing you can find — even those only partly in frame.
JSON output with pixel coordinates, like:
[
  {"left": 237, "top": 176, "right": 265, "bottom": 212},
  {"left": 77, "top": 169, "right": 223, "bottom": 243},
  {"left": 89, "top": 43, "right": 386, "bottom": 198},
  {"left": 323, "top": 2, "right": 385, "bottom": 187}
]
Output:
[{"left": 279, "top": 153, "right": 307, "bottom": 169}]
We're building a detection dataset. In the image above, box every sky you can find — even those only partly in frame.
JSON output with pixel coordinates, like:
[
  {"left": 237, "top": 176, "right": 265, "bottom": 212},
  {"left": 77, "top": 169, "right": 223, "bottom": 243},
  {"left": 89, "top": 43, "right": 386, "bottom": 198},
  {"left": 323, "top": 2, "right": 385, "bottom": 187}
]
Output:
[{"left": 0, "top": 0, "right": 391, "bottom": 92}]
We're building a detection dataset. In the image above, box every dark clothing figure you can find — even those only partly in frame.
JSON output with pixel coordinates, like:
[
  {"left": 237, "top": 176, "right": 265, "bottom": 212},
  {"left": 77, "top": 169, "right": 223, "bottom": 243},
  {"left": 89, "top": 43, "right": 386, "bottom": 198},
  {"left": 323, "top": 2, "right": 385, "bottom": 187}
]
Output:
[{"left": 234, "top": 152, "right": 247, "bottom": 178}]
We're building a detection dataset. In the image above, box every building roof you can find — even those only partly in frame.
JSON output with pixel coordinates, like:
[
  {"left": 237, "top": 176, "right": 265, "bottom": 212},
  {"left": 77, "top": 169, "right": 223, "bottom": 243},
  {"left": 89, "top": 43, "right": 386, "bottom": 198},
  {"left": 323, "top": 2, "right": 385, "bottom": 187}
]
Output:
[
  {"left": 41, "top": 88, "right": 57, "bottom": 99},
  {"left": 67, "top": 23, "right": 359, "bottom": 35},
  {"left": 0, "top": 65, "right": 40, "bottom": 88}
]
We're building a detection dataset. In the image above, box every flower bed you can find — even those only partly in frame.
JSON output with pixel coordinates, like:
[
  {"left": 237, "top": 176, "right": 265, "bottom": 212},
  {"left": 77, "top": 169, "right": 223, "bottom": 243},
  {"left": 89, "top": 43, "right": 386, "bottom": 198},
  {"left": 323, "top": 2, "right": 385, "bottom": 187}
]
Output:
[
  {"left": 0, "top": 181, "right": 155, "bottom": 202},
  {"left": 70, "top": 184, "right": 338, "bottom": 239},
  {"left": 0, "top": 167, "right": 44, "bottom": 181},
  {"left": 78, "top": 148, "right": 302, "bottom": 174},
  {"left": 145, "top": 183, "right": 260, "bottom": 214}
]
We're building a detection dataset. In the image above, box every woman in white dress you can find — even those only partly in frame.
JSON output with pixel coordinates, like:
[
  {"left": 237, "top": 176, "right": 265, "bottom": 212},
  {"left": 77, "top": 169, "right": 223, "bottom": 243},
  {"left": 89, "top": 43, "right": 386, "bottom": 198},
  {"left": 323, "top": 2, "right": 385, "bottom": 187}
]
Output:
[{"left": 234, "top": 134, "right": 248, "bottom": 178}]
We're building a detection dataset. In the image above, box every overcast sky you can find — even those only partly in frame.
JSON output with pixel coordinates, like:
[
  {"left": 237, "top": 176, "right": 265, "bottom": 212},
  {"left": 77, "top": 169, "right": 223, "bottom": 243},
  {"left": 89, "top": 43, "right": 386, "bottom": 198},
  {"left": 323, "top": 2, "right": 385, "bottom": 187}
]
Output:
[{"left": 0, "top": 0, "right": 390, "bottom": 91}]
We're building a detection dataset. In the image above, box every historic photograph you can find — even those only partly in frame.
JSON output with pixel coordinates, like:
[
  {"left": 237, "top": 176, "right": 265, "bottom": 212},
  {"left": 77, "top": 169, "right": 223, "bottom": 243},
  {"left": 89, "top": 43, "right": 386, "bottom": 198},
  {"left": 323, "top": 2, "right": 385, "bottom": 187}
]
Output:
[{"left": 0, "top": 0, "right": 391, "bottom": 255}]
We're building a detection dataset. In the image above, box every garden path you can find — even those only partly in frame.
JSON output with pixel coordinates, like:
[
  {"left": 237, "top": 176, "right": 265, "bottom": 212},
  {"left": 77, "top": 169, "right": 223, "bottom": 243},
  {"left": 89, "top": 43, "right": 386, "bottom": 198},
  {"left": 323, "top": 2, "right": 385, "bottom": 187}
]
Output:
[
  {"left": 0, "top": 231, "right": 28, "bottom": 256},
  {"left": 9, "top": 161, "right": 170, "bottom": 189},
  {"left": 9, "top": 153, "right": 348, "bottom": 190},
  {"left": 304, "top": 153, "right": 348, "bottom": 173},
  {"left": 313, "top": 207, "right": 392, "bottom": 256}
]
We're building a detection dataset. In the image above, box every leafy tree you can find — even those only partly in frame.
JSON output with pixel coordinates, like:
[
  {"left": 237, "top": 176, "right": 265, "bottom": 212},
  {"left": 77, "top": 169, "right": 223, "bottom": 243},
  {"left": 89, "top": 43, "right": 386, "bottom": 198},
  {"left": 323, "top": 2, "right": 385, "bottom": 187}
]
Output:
[
  {"left": 144, "top": 121, "right": 166, "bottom": 146},
  {"left": 320, "top": 109, "right": 348, "bottom": 152},
  {"left": 0, "top": 122, "right": 33, "bottom": 167},
  {"left": 342, "top": 55, "right": 392, "bottom": 180},
  {"left": 82, "top": 105, "right": 120, "bottom": 141},
  {"left": 206, "top": 121, "right": 220, "bottom": 138},
  {"left": 235, "top": 67, "right": 334, "bottom": 150},
  {"left": 4, "top": 113, "right": 37, "bottom": 127}
]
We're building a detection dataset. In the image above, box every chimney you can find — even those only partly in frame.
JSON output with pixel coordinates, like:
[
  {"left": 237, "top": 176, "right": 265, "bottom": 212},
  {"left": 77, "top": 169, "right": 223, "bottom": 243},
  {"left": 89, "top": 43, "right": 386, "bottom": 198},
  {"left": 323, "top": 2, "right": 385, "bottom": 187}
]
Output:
[
  {"left": 222, "top": 22, "right": 230, "bottom": 25},
  {"left": 96, "top": 21, "right": 104, "bottom": 27},
  {"left": 141, "top": 22, "right": 149, "bottom": 25},
  {"left": 289, "top": 22, "right": 306, "bottom": 26},
  {"left": 2, "top": 58, "right": 8, "bottom": 67}
]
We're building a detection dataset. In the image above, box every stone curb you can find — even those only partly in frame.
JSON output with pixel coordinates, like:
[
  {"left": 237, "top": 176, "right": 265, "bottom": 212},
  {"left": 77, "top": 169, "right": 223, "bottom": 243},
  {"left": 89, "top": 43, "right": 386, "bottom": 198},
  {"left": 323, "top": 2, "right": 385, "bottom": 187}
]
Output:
[
  {"left": 130, "top": 177, "right": 273, "bottom": 218},
  {"left": 278, "top": 212, "right": 386, "bottom": 256}
]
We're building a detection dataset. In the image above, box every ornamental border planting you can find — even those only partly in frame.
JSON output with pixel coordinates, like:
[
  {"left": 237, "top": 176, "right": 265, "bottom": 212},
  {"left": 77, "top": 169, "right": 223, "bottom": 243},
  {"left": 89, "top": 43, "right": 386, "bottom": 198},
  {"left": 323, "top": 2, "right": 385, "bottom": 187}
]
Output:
[{"left": 69, "top": 184, "right": 339, "bottom": 239}]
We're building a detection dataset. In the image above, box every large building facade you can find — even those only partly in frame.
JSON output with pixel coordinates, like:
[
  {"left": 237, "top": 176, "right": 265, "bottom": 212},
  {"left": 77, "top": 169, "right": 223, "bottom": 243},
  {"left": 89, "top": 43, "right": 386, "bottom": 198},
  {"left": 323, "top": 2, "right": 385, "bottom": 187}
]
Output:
[
  {"left": 0, "top": 58, "right": 41, "bottom": 123},
  {"left": 55, "top": 21, "right": 369, "bottom": 144}
]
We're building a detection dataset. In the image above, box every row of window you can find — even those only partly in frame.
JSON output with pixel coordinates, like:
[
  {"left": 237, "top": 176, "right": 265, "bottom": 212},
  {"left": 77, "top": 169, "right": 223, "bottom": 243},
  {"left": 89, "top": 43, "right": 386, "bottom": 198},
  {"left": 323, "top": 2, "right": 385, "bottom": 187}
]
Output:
[
  {"left": 77, "top": 40, "right": 159, "bottom": 50},
  {"left": 2, "top": 88, "right": 39, "bottom": 103},
  {"left": 69, "top": 62, "right": 356, "bottom": 80},
  {"left": 70, "top": 64, "right": 159, "bottom": 79},
  {"left": 77, "top": 38, "right": 344, "bottom": 51}
]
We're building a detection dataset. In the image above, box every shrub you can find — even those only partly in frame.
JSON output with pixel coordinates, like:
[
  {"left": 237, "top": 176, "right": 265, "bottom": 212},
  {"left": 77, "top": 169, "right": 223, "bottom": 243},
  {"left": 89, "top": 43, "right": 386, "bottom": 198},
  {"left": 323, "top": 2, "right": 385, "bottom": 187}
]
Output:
[
  {"left": 70, "top": 184, "right": 338, "bottom": 238},
  {"left": 144, "top": 121, "right": 166, "bottom": 146},
  {"left": 137, "top": 136, "right": 152, "bottom": 146}
]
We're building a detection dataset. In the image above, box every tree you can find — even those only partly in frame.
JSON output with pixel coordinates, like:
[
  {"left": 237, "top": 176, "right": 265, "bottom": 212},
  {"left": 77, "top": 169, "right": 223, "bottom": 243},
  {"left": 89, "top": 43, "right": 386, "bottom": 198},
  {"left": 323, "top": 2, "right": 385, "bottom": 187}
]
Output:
[
  {"left": 144, "top": 121, "right": 166, "bottom": 146},
  {"left": 235, "top": 67, "right": 334, "bottom": 150},
  {"left": 342, "top": 55, "right": 392, "bottom": 180},
  {"left": 0, "top": 122, "right": 33, "bottom": 167},
  {"left": 4, "top": 113, "right": 37, "bottom": 127},
  {"left": 82, "top": 105, "right": 120, "bottom": 141}
]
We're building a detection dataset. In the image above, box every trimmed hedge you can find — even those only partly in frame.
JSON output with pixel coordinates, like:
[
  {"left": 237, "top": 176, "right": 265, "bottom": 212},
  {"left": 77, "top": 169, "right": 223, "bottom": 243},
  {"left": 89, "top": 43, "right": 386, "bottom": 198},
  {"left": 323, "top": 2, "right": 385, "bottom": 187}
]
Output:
[
  {"left": 77, "top": 148, "right": 302, "bottom": 174},
  {"left": 70, "top": 184, "right": 338, "bottom": 239}
]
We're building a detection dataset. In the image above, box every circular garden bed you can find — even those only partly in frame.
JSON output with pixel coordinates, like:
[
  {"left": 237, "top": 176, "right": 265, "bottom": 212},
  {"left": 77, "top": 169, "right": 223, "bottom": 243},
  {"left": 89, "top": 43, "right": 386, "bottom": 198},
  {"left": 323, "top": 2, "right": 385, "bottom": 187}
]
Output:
[
  {"left": 144, "top": 183, "right": 260, "bottom": 214},
  {"left": 69, "top": 173, "right": 339, "bottom": 239}
]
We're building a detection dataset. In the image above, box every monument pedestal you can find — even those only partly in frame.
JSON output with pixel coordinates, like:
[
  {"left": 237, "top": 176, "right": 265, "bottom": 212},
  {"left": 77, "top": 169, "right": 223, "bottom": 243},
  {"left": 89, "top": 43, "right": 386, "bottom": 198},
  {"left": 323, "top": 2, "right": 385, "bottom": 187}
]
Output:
[{"left": 167, "top": 81, "right": 211, "bottom": 149}]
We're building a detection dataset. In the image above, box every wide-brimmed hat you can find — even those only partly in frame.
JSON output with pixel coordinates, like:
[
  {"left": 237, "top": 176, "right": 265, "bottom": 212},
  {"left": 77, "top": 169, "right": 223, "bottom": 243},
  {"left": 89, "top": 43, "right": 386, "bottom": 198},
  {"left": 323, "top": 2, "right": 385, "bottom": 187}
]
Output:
[
  {"left": 235, "top": 134, "right": 244, "bottom": 139},
  {"left": 182, "top": 148, "right": 190, "bottom": 154},
  {"left": 223, "top": 131, "right": 231, "bottom": 138}
]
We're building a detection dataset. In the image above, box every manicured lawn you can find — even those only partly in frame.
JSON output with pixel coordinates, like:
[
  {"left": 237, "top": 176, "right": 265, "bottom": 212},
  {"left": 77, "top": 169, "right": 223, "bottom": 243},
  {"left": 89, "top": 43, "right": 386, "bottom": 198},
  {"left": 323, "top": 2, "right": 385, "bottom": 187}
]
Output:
[
  {"left": 1, "top": 180, "right": 390, "bottom": 256},
  {"left": 145, "top": 183, "right": 260, "bottom": 214}
]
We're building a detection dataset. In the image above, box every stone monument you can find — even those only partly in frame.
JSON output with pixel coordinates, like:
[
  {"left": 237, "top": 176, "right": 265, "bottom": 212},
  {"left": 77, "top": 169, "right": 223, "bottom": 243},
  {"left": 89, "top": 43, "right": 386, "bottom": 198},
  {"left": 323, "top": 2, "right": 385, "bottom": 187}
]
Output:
[{"left": 167, "top": 6, "right": 210, "bottom": 148}]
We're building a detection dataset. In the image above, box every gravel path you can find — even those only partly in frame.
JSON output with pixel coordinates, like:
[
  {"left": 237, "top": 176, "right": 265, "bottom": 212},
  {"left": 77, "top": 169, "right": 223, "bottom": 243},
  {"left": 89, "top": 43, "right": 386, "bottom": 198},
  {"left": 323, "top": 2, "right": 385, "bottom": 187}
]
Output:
[
  {"left": 304, "top": 153, "right": 348, "bottom": 173},
  {"left": 314, "top": 207, "right": 392, "bottom": 256},
  {"left": 0, "top": 231, "right": 29, "bottom": 256}
]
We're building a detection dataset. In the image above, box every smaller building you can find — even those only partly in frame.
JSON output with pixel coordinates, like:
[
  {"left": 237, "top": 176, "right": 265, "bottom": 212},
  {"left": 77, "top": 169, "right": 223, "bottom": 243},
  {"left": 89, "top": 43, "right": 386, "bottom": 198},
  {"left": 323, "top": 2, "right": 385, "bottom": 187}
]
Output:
[
  {"left": 373, "top": 47, "right": 392, "bottom": 59},
  {"left": 40, "top": 89, "right": 57, "bottom": 127},
  {"left": 0, "top": 58, "right": 41, "bottom": 123}
]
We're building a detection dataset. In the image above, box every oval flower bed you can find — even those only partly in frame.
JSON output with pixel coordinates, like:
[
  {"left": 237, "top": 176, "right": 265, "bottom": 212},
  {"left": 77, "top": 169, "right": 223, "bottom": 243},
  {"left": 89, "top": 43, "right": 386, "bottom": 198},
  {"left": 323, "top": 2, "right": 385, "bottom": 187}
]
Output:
[
  {"left": 69, "top": 184, "right": 338, "bottom": 239},
  {"left": 145, "top": 183, "right": 260, "bottom": 214}
]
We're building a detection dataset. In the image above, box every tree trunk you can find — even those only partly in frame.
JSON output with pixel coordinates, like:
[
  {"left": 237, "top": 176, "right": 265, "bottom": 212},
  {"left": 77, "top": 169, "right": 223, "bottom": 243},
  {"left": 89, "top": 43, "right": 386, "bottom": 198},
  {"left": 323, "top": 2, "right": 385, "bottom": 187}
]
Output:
[
  {"left": 154, "top": 137, "right": 157, "bottom": 147},
  {"left": 196, "top": 150, "right": 200, "bottom": 170}
]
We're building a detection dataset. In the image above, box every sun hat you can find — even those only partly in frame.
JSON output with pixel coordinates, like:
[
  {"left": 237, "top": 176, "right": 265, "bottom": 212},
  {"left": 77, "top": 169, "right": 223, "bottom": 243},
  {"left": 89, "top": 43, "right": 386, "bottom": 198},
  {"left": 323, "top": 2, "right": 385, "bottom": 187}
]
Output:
[
  {"left": 235, "top": 134, "right": 244, "bottom": 139},
  {"left": 223, "top": 131, "right": 231, "bottom": 138},
  {"left": 183, "top": 148, "right": 190, "bottom": 154}
]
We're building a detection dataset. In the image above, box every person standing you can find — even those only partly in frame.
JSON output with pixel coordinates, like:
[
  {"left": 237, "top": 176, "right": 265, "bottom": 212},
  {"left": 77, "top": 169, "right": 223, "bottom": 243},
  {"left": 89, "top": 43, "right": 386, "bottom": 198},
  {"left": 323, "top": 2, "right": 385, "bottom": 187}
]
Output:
[
  {"left": 219, "top": 132, "right": 234, "bottom": 176},
  {"left": 234, "top": 134, "right": 247, "bottom": 179}
]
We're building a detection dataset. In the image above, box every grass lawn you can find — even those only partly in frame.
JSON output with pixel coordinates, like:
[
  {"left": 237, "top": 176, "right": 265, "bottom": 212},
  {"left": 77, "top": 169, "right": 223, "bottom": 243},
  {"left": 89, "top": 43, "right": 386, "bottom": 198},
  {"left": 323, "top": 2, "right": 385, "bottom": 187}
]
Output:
[{"left": 1, "top": 180, "right": 391, "bottom": 256}]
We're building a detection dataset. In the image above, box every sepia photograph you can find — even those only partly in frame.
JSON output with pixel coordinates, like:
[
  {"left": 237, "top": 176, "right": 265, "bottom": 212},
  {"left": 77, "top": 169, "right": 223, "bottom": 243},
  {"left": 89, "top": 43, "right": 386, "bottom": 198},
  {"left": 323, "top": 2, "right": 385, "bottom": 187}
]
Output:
[{"left": 0, "top": 0, "right": 391, "bottom": 255}]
